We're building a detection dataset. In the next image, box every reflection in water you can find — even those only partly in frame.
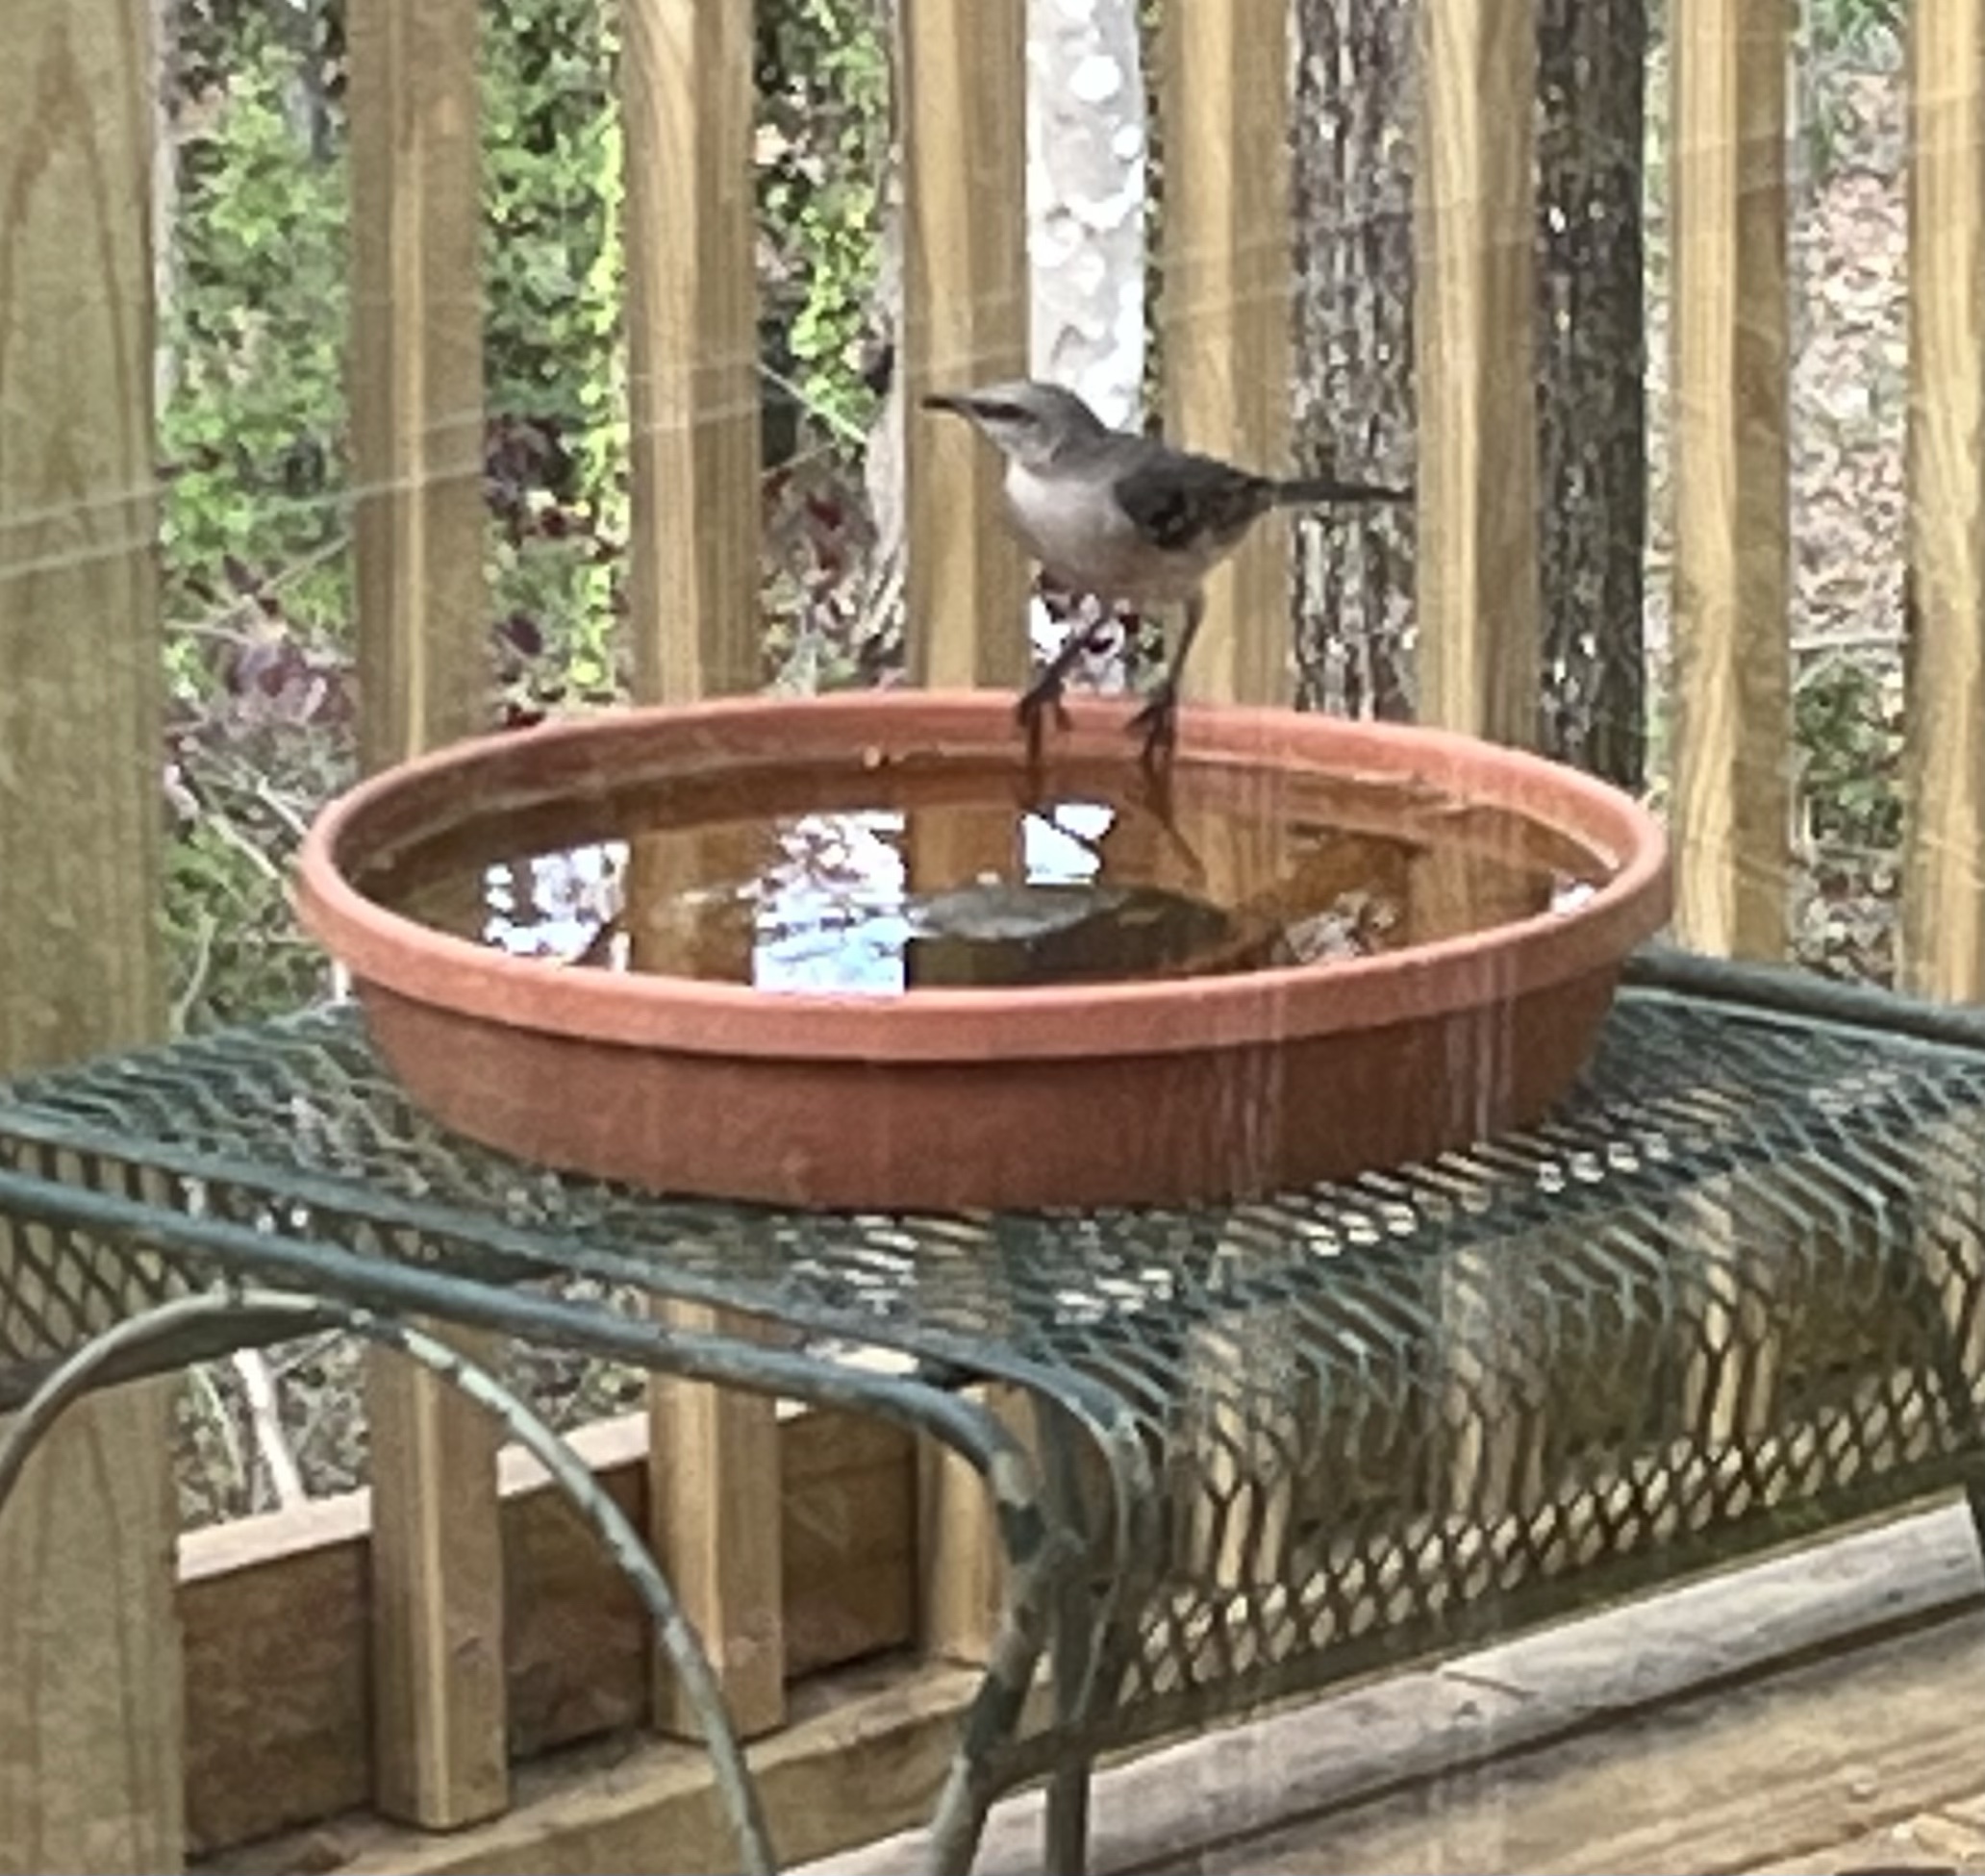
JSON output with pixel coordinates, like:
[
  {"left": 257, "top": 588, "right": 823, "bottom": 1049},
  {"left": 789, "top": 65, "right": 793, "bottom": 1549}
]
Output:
[{"left": 362, "top": 756, "right": 1612, "bottom": 995}]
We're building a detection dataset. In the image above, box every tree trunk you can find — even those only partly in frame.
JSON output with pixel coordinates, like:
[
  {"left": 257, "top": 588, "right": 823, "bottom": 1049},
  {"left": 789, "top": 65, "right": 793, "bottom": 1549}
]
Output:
[
  {"left": 1289, "top": 0, "right": 1419, "bottom": 721},
  {"left": 1291, "top": 0, "right": 1649, "bottom": 788},
  {"left": 1535, "top": 0, "right": 1649, "bottom": 787}
]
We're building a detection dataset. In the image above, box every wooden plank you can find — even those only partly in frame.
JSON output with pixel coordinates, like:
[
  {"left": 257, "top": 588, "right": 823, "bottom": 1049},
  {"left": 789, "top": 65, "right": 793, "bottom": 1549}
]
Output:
[
  {"left": 1897, "top": 3, "right": 1985, "bottom": 1671},
  {"left": 1414, "top": 0, "right": 1541, "bottom": 746},
  {"left": 347, "top": 0, "right": 490, "bottom": 771},
  {"left": 327, "top": 1663, "right": 1010, "bottom": 1876},
  {"left": 1670, "top": 0, "right": 1792, "bottom": 960},
  {"left": 1665, "top": 0, "right": 1796, "bottom": 1477},
  {"left": 901, "top": 0, "right": 1031, "bottom": 690},
  {"left": 1159, "top": 0, "right": 1294, "bottom": 708},
  {"left": 177, "top": 1407, "right": 916, "bottom": 1856},
  {"left": 347, "top": 0, "right": 503, "bottom": 1830},
  {"left": 236, "top": 1496, "right": 1985, "bottom": 1876},
  {"left": 0, "top": 13, "right": 165, "bottom": 1075},
  {"left": 917, "top": 1426, "right": 1005, "bottom": 1663},
  {"left": 917, "top": 1386, "right": 1037, "bottom": 1665},
  {"left": 1189, "top": 1608, "right": 1985, "bottom": 1875},
  {"left": 620, "top": 9, "right": 773, "bottom": 1735},
  {"left": 180, "top": 1495, "right": 373, "bottom": 1856},
  {"left": 364, "top": 1335, "right": 507, "bottom": 1828},
  {"left": 1901, "top": 0, "right": 1985, "bottom": 1000},
  {"left": 621, "top": 825, "right": 788, "bottom": 1738},
  {"left": 622, "top": 0, "right": 761, "bottom": 703},
  {"left": 649, "top": 1313, "right": 788, "bottom": 1739},
  {"left": 0, "top": 3, "right": 183, "bottom": 1868},
  {"left": 779, "top": 1411, "right": 917, "bottom": 1679},
  {"left": 1753, "top": 1812, "right": 1985, "bottom": 1875},
  {"left": 1409, "top": 0, "right": 1548, "bottom": 1636}
]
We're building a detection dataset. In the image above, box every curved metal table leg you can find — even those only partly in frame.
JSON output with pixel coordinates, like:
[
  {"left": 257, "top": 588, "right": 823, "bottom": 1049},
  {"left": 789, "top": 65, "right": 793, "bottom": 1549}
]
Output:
[
  {"left": 0, "top": 1286, "right": 781, "bottom": 1876},
  {"left": 920, "top": 1429, "right": 1075, "bottom": 1876}
]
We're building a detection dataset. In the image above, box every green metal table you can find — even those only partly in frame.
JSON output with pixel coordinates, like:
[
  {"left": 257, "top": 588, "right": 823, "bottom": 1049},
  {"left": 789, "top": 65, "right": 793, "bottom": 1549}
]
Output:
[{"left": 5, "top": 946, "right": 1985, "bottom": 1873}]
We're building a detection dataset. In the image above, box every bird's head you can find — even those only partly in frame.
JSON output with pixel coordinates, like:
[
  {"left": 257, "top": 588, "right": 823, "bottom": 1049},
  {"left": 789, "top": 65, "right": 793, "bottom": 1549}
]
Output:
[{"left": 921, "top": 379, "right": 1108, "bottom": 471}]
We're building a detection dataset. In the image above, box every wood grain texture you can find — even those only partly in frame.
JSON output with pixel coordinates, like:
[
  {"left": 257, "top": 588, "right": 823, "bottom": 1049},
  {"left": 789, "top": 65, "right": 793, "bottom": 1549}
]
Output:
[
  {"left": 329, "top": 1663, "right": 999, "bottom": 1876},
  {"left": 0, "top": 3, "right": 183, "bottom": 1867},
  {"left": 917, "top": 1386, "right": 1035, "bottom": 1666},
  {"left": 1670, "top": 0, "right": 1792, "bottom": 960},
  {"left": 1902, "top": 0, "right": 1985, "bottom": 1000},
  {"left": 365, "top": 1334, "right": 508, "bottom": 1828},
  {"left": 346, "top": 0, "right": 506, "bottom": 1828},
  {"left": 649, "top": 1308, "right": 789, "bottom": 1740},
  {"left": 619, "top": 841, "right": 789, "bottom": 1740},
  {"left": 347, "top": 0, "right": 489, "bottom": 770},
  {"left": 623, "top": 0, "right": 761, "bottom": 703},
  {"left": 1414, "top": 0, "right": 1542, "bottom": 746},
  {"left": 1160, "top": 0, "right": 1294, "bottom": 708},
  {"left": 1171, "top": 1606, "right": 1985, "bottom": 1874},
  {"left": 176, "top": 1410, "right": 914, "bottom": 1857},
  {"left": 901, "top": 0, "right": 1031, "bottom": 690}
]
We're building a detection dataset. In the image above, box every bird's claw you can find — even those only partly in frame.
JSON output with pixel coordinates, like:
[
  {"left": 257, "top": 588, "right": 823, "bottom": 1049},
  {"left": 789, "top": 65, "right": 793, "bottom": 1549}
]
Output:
[{"left": 1128, "top": 684, "right": 1180, "bottom": 771}]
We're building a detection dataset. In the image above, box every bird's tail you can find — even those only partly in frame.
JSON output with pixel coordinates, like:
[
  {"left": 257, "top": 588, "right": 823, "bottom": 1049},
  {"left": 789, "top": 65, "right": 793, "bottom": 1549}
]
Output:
[{"left": 1273, "top": 473, "right": 1412, "bottom": 508}]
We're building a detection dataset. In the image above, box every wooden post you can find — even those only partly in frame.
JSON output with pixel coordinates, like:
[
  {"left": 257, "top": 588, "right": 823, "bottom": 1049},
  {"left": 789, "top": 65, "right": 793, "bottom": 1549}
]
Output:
[
  {"left": 1902, "top": 0, "right": 1985, "bottom": 1001},
  {"left": 348, "top": 0, "right": 490, "bottom": 772},
  {"left": 0, "top": 3, "right": 184, "bottom": 1867},
  {"left": 1665, "top": 0, "right": 1795, "bottom": 1467},
  {"left": 623, "top": 835, "right": 787, "bottom": 1738},
  {"left": 1900, "top": 0, "right": 1985, "bottom": 1420},
  {"left": 1415, "top": 0, "right": 1540, "bottom": 747},
  {"left": 895, "top": 4, "right": 1031, "bottom": 1659},
  {"left": 917, "top": 1383, "right": 1035, "bottom": 1665},
  {"left": 1412, "top": 0, "right": 1548, "bottom": 1548},
  {"left": 348, "top": 0, "right": 509, "bottom": 1829},
  {"left": 646, "top": 1313, "right": 786, "bottom": 1738},
  {"left": 624, "top": 0, "right": 762, "bottom": 704},
  {"left": 621, "top": 0, "right": 785, "bottom": 1740},
  {"left": 627, "top": 826, "right": 786, "bottom": 1748},
  {"left": 1670, "top": 0, "right": 1792, "bottom": 960},
  {"left": 1160, "top": 0, "right": 1294, "bottom": 708},
  {"left": 901, "top": 0, "right": 1031, "bottom": 690}
]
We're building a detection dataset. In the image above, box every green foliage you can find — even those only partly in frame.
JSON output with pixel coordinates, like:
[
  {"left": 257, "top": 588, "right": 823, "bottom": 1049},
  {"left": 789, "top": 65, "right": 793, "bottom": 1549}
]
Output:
[
  {"left": 755, "top": 0, "right": 892, "bottom": 447},
  {"left": 1796, "top": 655, "right": 1903, "bottom": 852},
  {"left": 1807, "top": 0, "right": 1903, "bottom": 63},
  {"left": 161, "top": 17, "right": 351, "bottom": 673},
  {"left": 159, "top": 13, "right": 356, "bottom": 1034},
  {"left": 156, "top": 0, "right": 897, "bottom": 1033},
  {"left": 1801, "top": 0, "right": 1903, "bottom": 183},
  {"left": 479, "top": 0, "right": 627, "bottom": 688}
]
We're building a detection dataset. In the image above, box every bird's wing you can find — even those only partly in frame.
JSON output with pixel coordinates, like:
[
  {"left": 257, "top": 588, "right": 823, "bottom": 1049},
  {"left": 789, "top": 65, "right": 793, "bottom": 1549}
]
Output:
[{"left": 1110, "top": 444, "right": 1276, "bottom": 552}]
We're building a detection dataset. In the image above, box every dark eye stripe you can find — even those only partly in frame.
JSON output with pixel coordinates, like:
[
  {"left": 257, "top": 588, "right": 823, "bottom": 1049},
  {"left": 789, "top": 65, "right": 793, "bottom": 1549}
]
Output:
[{"left": 974, "top": 401, "right": 1027, "bottom": 423}]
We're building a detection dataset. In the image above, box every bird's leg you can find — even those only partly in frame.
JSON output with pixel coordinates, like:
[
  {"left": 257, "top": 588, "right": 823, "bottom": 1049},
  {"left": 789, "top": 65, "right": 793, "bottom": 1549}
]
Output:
[
  {"left": 1128, "top": 591, "right": 1207, "bottom": 771},
  {"left": 1018, "top": 603, "right": 1112, "bottom": 765}
]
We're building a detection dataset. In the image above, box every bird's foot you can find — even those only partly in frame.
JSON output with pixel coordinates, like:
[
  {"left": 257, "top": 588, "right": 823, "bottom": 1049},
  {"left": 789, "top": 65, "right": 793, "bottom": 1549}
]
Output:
[
  {"left": 1016, "top": 671, "right": 1071, "bottom": 767},
  {"left": 1128, "top": 682, "right": 1180, "bottom": 771}
]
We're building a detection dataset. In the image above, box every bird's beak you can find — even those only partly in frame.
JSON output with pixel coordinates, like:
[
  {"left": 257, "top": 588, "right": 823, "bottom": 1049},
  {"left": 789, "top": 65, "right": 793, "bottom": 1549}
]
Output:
[{"left": 920, "top": 390, "right": 970, "bottom": 416}]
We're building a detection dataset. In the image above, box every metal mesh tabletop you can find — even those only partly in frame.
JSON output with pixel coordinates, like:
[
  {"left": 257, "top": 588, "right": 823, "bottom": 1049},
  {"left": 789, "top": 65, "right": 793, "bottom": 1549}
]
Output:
[{"left": 6, "top": 947, "right": 1985, "bottom": 1763}]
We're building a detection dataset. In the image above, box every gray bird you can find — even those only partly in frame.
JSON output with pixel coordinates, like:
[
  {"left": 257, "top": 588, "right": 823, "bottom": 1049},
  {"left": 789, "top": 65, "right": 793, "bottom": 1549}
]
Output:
[{"left": 923, "top": 378, "right": 1410, "bottom": 765}]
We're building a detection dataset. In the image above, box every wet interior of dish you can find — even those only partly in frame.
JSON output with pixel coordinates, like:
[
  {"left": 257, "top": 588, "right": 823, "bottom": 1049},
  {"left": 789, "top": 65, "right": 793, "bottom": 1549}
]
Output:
[{"left": 353, "top": 750, "right": 1616, "bottom": 993}]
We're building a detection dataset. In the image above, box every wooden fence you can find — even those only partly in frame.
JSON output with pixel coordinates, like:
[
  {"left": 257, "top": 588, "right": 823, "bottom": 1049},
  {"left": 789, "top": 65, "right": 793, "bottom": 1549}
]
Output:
[{"left": 4, "top": 0, "right": 1984, "bottom": 1867}]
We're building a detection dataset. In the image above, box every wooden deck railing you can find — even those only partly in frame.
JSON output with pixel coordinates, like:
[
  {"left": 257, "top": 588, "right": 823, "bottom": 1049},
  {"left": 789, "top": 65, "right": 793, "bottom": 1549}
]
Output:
[{"left": 5, "top": 0, "right": 1985, "bottom": 1866}]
